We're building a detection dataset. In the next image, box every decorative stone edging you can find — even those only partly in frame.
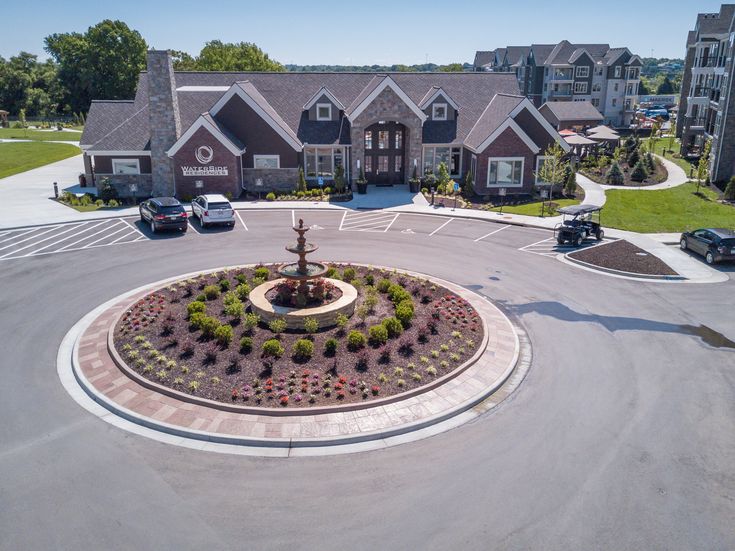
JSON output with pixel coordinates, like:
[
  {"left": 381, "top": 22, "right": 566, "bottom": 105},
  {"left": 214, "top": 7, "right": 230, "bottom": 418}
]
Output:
[
  {"left": 106, "top": 266, "right": 490, "bottom": 416},
  {"left": 248, "top": 277, "right": 357, "bottom": 330},
  {"left": 68, "top": 264, "right": 520, "bottom": 449}
]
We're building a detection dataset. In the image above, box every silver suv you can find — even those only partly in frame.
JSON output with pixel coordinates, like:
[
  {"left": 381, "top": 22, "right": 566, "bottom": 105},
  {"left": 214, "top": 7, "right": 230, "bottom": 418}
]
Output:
[{"left": 190, "top": 194, "right": 235, "bottom": 228}]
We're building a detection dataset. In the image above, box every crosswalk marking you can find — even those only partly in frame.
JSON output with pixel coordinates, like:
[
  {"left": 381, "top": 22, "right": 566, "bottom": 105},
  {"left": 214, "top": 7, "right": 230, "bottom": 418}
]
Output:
[{"left": 339, "top": 210, "right": 400, "bottom": 232}]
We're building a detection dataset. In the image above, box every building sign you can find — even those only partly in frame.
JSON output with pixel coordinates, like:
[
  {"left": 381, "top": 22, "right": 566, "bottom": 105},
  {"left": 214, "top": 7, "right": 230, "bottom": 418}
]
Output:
[
  {"left": 181, "top": 143, "right": 229, "bottom": 176},
  {"left": 181, "top": 166, "right": 229, "bottom": 176}
]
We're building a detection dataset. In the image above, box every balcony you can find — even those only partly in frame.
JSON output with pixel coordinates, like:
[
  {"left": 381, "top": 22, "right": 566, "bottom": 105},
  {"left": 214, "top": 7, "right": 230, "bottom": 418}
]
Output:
[
  {"left": 687, "top": 117, "right": 707, "bottom": 129},
  {"left": 548, "top": 70, "right": 573, "bottom": 82}
]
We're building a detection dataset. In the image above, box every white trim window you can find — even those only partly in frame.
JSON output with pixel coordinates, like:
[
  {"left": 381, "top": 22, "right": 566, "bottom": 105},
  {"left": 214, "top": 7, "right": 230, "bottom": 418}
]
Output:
[
  {"left": 253, "top": 155, "right": 280, "bottom": 169},
  {"left": 111, "top": 159, "right": 140, "bottom": 175},
  {"left": 575, "top": 66, "right": 590, "bottom": 78},
  {"left": 573, "top": 82, "right": 588, "bottom": 94},
  {"left": 316, "top": 103, "right": 332, "bottom": 121},
  {"left": 423, "top": 146, "right": 461, "bottom": 176},
  {"left": 304, "top": 147, "right": 343, "bottom": 178},
  {"left": 487, "top": 158, "right": 524, "bottom": 188},
  {"left": 614, "top": 66, "right": 622, "bottom": 78},
  {"left": 432, "top": 103, "right": 448, "bottom": 121},
  {"left": 592, "top": 83, "right": 602, "bottom": 93}
]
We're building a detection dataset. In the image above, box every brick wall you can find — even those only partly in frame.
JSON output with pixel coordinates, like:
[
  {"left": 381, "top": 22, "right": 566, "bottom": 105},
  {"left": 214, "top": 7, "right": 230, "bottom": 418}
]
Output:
[
  {"left": 473, "top": 127, "right": 537, "bottom": 196},
  {"left": 242, "top": 168, "right": 300, "bottom": 193}
]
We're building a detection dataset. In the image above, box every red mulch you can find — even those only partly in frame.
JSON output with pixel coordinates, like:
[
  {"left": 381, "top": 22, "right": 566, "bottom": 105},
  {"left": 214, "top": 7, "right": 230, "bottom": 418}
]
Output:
[{"left": 113, "top": 265, "right": 484, "bottom": 408}]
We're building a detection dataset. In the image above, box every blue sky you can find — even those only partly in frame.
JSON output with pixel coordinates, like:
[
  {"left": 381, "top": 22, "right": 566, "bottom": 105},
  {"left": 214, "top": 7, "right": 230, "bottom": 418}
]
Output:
[{"left": 1, "top": 0, "right": 726, "bottom": 64}]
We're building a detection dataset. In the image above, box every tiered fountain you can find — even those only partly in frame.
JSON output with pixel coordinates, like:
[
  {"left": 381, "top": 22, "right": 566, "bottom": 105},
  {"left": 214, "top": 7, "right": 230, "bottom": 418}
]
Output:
[{"left": 249, "top": 220, "right": 357, "bottom": 329}]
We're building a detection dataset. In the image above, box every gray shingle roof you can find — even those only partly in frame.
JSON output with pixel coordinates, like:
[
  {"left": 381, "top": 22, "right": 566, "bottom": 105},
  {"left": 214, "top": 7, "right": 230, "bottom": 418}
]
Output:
[
  {"left": 85, "top": 70, "right": 522, "bottom": 151},
  {"left": 465, "top": 94, "right": 526, "bottom": 150},
  {"left": 473, "top": 50, "right": 496, "bottom": 67},
  {"left": 530, "top": 44, "right": 556, "bottom": 65},
  {"left": 540, "top": 101, "right": 603, "bottom": 122}
]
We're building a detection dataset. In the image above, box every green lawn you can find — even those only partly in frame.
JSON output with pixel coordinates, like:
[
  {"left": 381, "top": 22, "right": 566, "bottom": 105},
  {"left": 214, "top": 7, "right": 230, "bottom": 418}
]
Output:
[
  {"left": 0, "top": 142, "right": 81, "bottom": 179},
  {"left": 490, "top": 198, "right": 579, "bottom": 216},
  {"left": 0, "top": 128, "right": 82, "bottom": 142},
  {"left": 603, "top": 182, "right": 734, "bottom": 233},
  {"left": 642, "top": 137, "right": 695, "bottom": 175}
]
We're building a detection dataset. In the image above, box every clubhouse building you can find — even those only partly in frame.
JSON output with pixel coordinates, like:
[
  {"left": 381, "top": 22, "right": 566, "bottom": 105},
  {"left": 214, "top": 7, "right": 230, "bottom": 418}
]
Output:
[{"left": 80, "top": 51, "right": 570, "bottom": 199}]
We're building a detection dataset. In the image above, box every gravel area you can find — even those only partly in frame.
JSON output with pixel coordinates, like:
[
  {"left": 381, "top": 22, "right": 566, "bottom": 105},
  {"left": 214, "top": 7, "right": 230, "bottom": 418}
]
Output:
[{"left": 568, "top": 240, "right": 679, "bottom": 276}]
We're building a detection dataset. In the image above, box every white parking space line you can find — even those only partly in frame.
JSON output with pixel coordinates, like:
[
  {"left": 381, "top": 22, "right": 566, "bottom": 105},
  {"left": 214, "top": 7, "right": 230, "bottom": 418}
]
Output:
[
  {"left": 56, "top": 221, "right": 121, "bottom": 252},
  {"left": 82, "top": 223, "right": 129, "bottom": 248},
  {"left": 18, "top": 222, "right": 92, "bottom": 257},
  {"left": 429, "top": 218, "right": 452, "bottom": 236},
  {"left": 338, "top": 211, "right": 347, "bottom": 230},
  {"left": 474, "top": 224, "right": 511, "bottom": 242},
  {"left": 121, "top": 218, "right": 146, "bottom": 238},
  {"left": 291, "top": 209, "right": 295, "bottom": 227},
  {"left": 187, "top": 218, "right": 201, "bottom": 233},
  {"left": 0, "top": 223, "right": 86, "bottom": 259},
  {"left": 383, "top": 213, "right": 399, "bottom": 232},
  {"left": 0, "top": 227, "right": 42, "bottom": 245},
  {"left": 0, "top": 225, "right": 61, "bottom": 252},
  {"left": 235, "top": 211, "right": 248, "bottom": 231}
]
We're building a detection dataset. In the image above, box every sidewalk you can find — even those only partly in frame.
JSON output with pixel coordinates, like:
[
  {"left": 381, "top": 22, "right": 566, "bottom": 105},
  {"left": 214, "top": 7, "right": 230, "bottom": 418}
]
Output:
[{"left": 597, "top": 154, "right": 689, "bottom": 191}]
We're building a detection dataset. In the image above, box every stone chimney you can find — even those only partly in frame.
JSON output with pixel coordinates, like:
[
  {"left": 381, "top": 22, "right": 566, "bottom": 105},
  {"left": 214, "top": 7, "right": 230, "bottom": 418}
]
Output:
[{"left": 147, "top": 50, "right": 181, "bottom": 196}]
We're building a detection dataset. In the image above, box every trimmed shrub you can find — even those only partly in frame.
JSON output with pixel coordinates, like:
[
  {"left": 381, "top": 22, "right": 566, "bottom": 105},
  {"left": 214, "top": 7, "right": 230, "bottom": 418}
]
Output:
[
  {"left": 188, "top": 312, "right": 206, "bottom": 329},
  {"left": 266, "top": 192, "right": 276, "bottom": 201},
  {"left": 303, "top": 317, "right": 319, "bottom": 334},
  {"left": 630, "top": 159, "right": 649, "bottom": 182},
  {"left": 254, "top": 267, "right": 270, "bottom": 280},
  {"left": 218, "top": 279, "right": 230, "bottom": 291},
  {"left": 387, "top": 283, "right": 411, "bottom": 305},
  {"left": 235, "top": 283, "right": 251, "bottom": 301},
  {"left": 199, "top": 316, "right": 221, "bottom": 339},
  {"left": 324, "top": 338, "right": 338, "bottom": 355},
  {"left": 268, "top": 318, "right": 287, "bottom": 335},
  {"left": 627, "top": 147, "right": 640, "bottom": 167},
  {"left": 292, "top": 338, "right": 314, "bottom": 360},
  {"left": 364, "top": 273, "right": 375, "bottom": 286},
  {"left": 395, "top": 299, "right": 414, "bottom": 326},
  {"left": 214, "top": 324, "right": 233, "bottom": 346},
  {"left": 605, "top": 162, "right": 624, "bottom": 185},
  {"left": 342, "top": 267, "right": 356, "bottom": 282},
  {"left": 376, "top": 278, "right": 392, "bottom": 293},
  {"left": 223, "top": 296, "right": 244, "bottom": 319},
  {"left": 239, "top": 336, "right": 253, "bottom": 353},
  {"left": 262, "top": 339, "right": 284, "bottom": 358},
  {"left": 368, "top": 324, "right": 389, "bottom": 345},
  {"left": 203, "top": 285, "right": 220, "bottom": 300},
  {"left": 347, "top": 330, "right": 367, "bottom": 351},
  {"left": 645, "top": 151, "right": 656, "bottom": 173},
  {"left": 382, "top": 317, "right": 404, "bottom": 338},
  {"left": 243, "top": 312, "right": 260, "bottom": 332},
  {"left": 724, "top": 177, "right": 735, "bottom": 201},
  {"left": 187, "top": 301, "right": 206, "bottom": 318}
]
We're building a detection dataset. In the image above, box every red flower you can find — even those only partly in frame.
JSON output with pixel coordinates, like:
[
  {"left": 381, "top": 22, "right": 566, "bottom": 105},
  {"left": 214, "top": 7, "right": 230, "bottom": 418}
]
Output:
[
  {"left": 336, "top": 391, "right": 346, "bottom": 399},
  {"left": 279, "top": 396, "right": 289, "bottom": 405},
  {"left": 371, "top": 385, "right": 380, "bottom": 395}
]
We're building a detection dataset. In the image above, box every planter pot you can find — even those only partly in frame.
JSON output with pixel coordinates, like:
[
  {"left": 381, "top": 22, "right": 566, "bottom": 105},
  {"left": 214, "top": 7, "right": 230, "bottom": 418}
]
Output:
[
  {"left": 357, "top": 182, "right": 368, "bottom": 194},
  {"left": 409, "top": 180, "right": 420, "bottom": 193}
]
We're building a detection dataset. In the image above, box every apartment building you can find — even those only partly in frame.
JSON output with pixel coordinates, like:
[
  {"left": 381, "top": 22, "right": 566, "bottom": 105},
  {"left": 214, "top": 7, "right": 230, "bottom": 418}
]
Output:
[
  {"left": 677, "top": 4, "right": 735, "bottom": 183},
  {"left": 474, "top": 41, "right": 642, "bottom": 128}
]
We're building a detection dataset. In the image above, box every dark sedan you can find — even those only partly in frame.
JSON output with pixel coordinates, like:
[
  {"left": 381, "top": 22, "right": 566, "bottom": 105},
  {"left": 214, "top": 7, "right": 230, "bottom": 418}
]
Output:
[
  {"left": 680, "top": 228, "right": 735, "bottom": 265},
  {"left": 139, "top": 197, "right": 188, "bottom": 233}
]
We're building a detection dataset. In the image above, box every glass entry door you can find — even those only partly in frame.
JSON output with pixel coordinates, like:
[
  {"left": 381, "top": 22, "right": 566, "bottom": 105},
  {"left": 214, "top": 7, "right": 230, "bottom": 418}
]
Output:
[{"left": 363, "top": 122, "right": 405, "bottom": 185}]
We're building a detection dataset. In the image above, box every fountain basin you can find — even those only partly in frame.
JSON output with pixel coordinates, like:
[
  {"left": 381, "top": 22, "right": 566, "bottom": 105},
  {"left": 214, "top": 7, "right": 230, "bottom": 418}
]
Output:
[
  {"left": 249, "top": 278, "right": 357, "bottom": 330},
  {"left": 278, "top": 261, "right": 328, "bottom": 279}
]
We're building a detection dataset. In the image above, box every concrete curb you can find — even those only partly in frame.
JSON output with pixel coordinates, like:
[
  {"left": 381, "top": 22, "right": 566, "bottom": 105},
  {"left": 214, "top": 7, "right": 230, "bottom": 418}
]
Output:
[{"left": 59, "top": 264, "right": 528, "bottom": 456}]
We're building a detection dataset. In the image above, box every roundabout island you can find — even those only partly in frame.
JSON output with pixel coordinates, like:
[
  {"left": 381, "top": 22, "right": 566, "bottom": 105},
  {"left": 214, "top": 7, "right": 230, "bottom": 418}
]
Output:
[{"left": 64, "top": 219, "right": 524, "bottom": 453}]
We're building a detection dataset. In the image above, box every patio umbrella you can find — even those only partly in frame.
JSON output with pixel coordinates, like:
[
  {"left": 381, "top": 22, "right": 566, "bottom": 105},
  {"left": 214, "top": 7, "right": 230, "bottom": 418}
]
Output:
[
  {"left": 558, "top": 129, "right": 577, "bottom": 136},
  {"left": 586, "top": 124, "right": 618, "bottom": 136},
  {"left": 587, "top": 129, "right": 620, "bottom": 142},
  {"left": 564, "top": 134, "right": 597, "bottom": 145}
]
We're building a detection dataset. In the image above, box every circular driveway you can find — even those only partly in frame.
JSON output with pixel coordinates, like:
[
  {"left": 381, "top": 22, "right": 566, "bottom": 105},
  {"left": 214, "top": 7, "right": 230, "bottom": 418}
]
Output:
[{"left": 1, "top": 209, "right": 734, "bottom": 550}]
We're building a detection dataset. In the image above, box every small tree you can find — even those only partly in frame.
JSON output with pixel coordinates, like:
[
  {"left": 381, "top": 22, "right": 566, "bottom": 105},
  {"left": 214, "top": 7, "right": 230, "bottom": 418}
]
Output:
[
  {"left": 423, "top": 168, "right": 436, "bottom": 191},
  {"left": 724, "top": 177, "right": 735, "bottom": 201},
  {"left": 645, "top": 151, "right": 656, "bottom": 173},
  {"left": 297, "top": 166, "right": 307, "bottom": 193},
  {"left": 606, "top": 162, "right": 624, "bottom": 185},
  {"left": 563, "top": 168, "right": 577, "bottom": 197},
  {"left": 18, "top": 108, "right": 27, "bottom": 128},
  {"left": 630, "top": 159, "right": 649, "bottom": 182},
  {"left": 627, "top": 147, "right": 640, "bottom": 168},
  {"left": 535, "top": 142, "right": 568, "bottom": 192},
  {"left": 612, "top": 146, "right": 625, "bottom": 163},
  {"left": 696, "top": 138, "right": 712, "bottom": 194},
  {"left": 597, "top": 155, "right": 610, "bottom": 171},
  {"left": 666, "top": 118, "right": 677, "bottom": 155},
  {"left": 333, "top": 164, "right": 345, "bottom": 194},
  {"left": 648, "top": 120, "right": 662, "bottom": 156},
  {"left": 463, "top": 166, "right": 474, "bottom": 197},
  {"left": 436, "top": 162, "right": 451, "bottom": 194}
]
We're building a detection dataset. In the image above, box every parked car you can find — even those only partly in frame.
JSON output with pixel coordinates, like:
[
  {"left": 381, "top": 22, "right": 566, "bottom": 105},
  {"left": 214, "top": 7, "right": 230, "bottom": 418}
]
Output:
[
  {"left": 139, "top": 197, "right": 188, "bottom": 233},
  {"left": 680, "top": 228, "right": 735, "bottom": 265},
  {"left": 190, "top": 194, "right": 235, "bottom": 228},
  {"left": 554, "top": 204, "right": 604, "bottom": 247}
]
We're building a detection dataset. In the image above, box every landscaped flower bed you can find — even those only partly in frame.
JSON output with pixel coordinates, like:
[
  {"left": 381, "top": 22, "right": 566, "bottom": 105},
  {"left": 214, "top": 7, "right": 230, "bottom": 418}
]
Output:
[{"left": 113, "top": 264, "right": 484, "bottom": 407}]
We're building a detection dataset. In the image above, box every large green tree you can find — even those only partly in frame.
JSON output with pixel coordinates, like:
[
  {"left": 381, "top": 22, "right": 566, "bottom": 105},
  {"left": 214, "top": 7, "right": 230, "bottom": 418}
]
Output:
[
  {"left": 44, "top": 19, "right": 147, "bottom": 113},
  {"left": 181, "top": 41, "right": 284, "bottom": 72},
  {"left": 0, "top": 52, "right": 61, "bottom": 116}
]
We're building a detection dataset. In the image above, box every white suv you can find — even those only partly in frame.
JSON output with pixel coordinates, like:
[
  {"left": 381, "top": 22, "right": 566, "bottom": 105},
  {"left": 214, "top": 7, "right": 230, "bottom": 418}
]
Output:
[{"left": 190, "top": 194, "right": 235, "bottom": 228}]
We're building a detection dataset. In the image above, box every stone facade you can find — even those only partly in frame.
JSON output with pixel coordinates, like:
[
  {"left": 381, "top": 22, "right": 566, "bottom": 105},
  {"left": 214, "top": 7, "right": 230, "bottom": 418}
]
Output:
[
  {"left": 87, "top": 174, "right": 154, "bottom": 198},
  {"left": 242, "top": 168, "right": 301, "bottom": 193},
  {"left": 147, "top": 51, "right": 181, "bottom": 196},
  {"left": 349, "top": 87, "right": 423, "bottom": 184}
]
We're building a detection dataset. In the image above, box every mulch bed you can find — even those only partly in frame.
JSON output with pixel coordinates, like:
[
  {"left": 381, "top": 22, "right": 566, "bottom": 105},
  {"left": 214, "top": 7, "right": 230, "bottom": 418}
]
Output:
[
  {"left": 113, "top": 264, "right": 484, "bottom": 408},
  {"left": 581, "top": 159, "right": 668, "bottom": 187},
  {"left": 568, "top": 240, "right": 678, "bottom": 276}
]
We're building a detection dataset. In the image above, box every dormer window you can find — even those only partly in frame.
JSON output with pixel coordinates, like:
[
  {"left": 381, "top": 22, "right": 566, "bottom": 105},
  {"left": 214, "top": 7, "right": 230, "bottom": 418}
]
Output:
[
  {"left": 316, "top": 103, "right": 332, "bottom": 121},
  {"left": 433, "top": 103, "right": 448, "bottom": 120}
]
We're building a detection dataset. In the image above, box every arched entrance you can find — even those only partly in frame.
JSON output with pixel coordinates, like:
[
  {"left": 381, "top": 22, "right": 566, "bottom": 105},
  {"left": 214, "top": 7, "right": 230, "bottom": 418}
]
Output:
[{"left": 363, "top": 121, "right": 405, "bottom": 185}]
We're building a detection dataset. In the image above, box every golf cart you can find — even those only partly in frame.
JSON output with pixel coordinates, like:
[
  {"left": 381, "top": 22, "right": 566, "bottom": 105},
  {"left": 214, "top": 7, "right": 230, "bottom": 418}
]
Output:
[{"left": 554, "top": 204, "right": 604, "bottom": 247}]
